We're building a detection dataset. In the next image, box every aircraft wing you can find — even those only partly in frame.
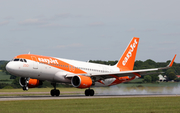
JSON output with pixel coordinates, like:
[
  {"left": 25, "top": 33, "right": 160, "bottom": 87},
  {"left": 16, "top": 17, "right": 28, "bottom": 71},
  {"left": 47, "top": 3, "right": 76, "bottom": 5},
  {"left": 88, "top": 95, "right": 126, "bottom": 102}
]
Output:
[
  {"left": 66, "top": 55, "right": 176, "bottom": 79},
  {"left": 90, "top": 54, "right": 177, "bottom": 79},
  {"left": 90, "top": 67, "right": 163, "bottom": 79}
]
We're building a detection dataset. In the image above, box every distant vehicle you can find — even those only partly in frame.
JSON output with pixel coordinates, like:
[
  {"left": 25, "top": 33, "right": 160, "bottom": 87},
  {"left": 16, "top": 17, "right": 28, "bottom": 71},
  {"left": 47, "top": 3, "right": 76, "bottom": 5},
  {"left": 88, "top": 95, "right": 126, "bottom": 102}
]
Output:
[{"left": 6, "top": 37, "right": 176, "bottom": 96}]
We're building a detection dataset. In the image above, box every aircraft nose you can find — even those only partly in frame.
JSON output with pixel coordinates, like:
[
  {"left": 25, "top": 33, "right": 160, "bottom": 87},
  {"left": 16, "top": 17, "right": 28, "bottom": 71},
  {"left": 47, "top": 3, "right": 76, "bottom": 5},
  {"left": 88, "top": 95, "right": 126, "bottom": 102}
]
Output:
[{"left": 6, "top": 62, "right": 15, "bottom": 73}]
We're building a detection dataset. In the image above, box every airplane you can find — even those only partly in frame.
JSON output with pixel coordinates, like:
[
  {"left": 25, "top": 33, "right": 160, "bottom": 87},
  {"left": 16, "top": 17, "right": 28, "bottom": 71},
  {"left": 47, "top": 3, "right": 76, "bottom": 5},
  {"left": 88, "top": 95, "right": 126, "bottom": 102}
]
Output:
[{"left": 6, "top": 37, "right": 177, "bottom": 96}]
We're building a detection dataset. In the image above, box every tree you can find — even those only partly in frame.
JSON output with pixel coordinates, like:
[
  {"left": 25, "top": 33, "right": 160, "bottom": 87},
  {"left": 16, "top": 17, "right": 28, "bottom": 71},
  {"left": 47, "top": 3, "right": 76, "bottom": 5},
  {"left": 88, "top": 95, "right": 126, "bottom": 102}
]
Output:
[
  {"left": 151, "top": 74, "right": 159, "bottom": 82},
  {"left": 168, "top": 72, "right": 177, "bottom": 80},
  {"left": 10, "top": 75, "right": 17, "bottom": 79},
  {"left": 0, "top": 62, "right": 8, "bottom": 74},
  {"left": 11, "top": 77, "right": 21, "bottom": 88},
  {"left": 143, "top": 75, "right": 152, "bottom": 83}
]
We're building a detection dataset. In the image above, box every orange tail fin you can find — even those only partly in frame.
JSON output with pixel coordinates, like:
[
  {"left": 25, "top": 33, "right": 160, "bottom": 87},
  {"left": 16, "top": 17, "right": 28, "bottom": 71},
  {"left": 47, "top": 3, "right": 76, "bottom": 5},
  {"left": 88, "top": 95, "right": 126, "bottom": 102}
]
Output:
[{"left": 115, "top": 37, "right": 139, "bottom": 71}]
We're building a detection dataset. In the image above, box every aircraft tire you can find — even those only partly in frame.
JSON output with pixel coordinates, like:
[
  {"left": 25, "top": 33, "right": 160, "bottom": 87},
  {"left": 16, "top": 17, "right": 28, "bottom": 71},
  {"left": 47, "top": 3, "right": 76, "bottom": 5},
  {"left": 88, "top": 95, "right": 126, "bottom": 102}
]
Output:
[
  {"left": 85, "top": 89, "right": 90, "bottom": 96},
  {"left": 55, "top": 90, "right": 60, "bottom": 96},
  {"left": 89, "top": 89, "right": 94, "bottom": 96},
  {"left": 85, "top": 89, "right": 95, "bottom": 96},
  {"left": 50, "top": 89, "right": 60, "bottom": 96},
  {"left": 50, "top": 89, "right": 55, "bottom": 96},
  {"left": 22, "top": 86, "right": 28, "bottom": 91}
]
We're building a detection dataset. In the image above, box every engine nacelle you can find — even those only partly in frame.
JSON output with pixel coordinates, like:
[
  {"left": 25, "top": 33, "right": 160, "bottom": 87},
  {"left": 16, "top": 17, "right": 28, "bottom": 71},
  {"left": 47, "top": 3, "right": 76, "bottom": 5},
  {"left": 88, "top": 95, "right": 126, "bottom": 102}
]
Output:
[
  {"left": 19, "top": 77, "right": 42, "bottom": 90},
  {"left": 71, "top": 75, "right": 92, "bottom": 88}
]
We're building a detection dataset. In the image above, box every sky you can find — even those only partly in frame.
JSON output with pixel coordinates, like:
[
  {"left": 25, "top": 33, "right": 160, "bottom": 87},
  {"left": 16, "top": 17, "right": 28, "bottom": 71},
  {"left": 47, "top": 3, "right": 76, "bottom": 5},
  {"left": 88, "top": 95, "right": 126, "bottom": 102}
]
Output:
[{"left": 0, "top": 0, "right": 180, "bottom": 63}]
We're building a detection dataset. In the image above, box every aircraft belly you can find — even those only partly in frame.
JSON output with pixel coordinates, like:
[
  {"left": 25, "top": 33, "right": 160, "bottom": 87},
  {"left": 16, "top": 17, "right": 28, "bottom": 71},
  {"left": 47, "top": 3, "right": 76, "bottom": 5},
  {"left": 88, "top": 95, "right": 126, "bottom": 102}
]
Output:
[
  {"left": 94, "top": 78, "right": 116, "bottom": 87},
  {"left": 53, "top": 71, "right": 71, "bottom": 83}
]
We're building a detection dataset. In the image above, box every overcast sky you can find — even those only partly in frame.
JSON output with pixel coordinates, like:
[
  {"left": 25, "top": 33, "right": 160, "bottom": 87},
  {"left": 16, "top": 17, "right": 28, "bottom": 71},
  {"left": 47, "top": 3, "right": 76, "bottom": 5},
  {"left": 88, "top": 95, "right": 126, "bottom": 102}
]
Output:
[{"left": 0, "top": 0, "right": 180, "bottom": 63}]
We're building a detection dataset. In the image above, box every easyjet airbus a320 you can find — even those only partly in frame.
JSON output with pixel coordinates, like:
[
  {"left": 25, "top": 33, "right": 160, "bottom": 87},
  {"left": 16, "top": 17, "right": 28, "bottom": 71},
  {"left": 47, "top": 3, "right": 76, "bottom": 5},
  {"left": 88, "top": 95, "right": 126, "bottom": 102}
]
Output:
[{"left": 6, "top": 37, "right": 176, "bottom": 96}]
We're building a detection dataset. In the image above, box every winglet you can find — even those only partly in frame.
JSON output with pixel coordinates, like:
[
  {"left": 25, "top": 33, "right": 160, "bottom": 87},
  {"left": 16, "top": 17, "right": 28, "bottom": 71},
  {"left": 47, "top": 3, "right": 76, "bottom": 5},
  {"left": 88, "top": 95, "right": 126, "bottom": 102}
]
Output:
[{"left": 168, "top": 54, "right": 177, "bottom": 67}]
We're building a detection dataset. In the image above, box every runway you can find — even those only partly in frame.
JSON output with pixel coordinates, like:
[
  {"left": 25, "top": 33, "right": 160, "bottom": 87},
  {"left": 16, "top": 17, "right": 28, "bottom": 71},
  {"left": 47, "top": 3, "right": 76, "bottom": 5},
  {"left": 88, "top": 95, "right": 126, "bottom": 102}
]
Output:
[{"left": 0, "top": 94, "right": 180, "bottom": 101}]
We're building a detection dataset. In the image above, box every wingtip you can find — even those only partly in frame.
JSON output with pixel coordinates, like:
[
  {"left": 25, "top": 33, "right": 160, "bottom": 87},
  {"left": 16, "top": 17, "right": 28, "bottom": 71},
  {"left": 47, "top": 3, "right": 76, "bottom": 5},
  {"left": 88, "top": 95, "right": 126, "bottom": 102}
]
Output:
[{"left": 168, "top": 54, "right": 177, "bottom": 67}]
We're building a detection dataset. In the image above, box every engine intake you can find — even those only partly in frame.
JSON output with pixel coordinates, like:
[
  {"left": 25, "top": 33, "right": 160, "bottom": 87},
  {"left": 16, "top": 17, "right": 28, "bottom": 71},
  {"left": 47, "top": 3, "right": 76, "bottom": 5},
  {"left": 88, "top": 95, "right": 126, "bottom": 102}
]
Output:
[
  {"left": 19, "top": 77, "right": 42, "bottom": 89},
  {"left": 71, "top": 75, "right": 92, "bottom": 88}
]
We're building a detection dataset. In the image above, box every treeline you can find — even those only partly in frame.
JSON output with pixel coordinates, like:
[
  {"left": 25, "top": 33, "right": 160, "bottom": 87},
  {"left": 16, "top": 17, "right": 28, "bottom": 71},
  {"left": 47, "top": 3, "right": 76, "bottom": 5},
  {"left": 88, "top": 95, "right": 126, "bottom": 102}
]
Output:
[{"left": 0, "top": 61, "right": 9, "bottom": 74}]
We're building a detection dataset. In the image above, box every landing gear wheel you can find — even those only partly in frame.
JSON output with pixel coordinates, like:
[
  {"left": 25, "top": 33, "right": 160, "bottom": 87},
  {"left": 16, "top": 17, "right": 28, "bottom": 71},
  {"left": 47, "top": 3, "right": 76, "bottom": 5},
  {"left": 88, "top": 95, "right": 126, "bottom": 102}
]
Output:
[
  {"left": 85, "top": 89, "right": 90, "bottom": 96},
  {"left": 50, "top": 83, "right": 60, "bottom": 97},
  {"left": 22, "top": 86, "right": 28, "bottom": 91},
  {"left": 55, "top": 90, "right": 60, "bottom": 96},
  {"left": 50, "top": 89, "right": 55, "bottom": 96},
  {"left": 85, "top": 89, "right": 95, "bottom": 96},
  {"left": 89, "top": 89, "right": 94, "bottom": 96},
  {"left": 50, "top": 89, "right": 60, "bottom": 96}
]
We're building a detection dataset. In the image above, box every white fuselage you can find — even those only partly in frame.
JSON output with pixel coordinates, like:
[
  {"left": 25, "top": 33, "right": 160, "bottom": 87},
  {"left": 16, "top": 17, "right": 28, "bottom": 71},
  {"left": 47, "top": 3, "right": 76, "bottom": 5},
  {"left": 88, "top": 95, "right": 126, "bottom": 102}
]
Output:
[{"left": 6, "top": 57, "right": 123, "bottom": 87}]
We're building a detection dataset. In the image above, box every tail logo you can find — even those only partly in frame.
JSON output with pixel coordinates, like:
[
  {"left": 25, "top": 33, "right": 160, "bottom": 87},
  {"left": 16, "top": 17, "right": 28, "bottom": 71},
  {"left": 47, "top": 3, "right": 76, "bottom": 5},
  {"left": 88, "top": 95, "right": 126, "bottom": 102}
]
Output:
[{"left": 122, "top": 39, "right": 138, "bottom": 66}]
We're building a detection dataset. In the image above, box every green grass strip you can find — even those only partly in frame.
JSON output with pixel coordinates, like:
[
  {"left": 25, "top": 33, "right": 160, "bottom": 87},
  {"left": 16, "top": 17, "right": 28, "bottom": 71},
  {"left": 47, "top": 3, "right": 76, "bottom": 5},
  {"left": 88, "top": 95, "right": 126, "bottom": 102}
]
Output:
[{"left": 0, "top": 97, "right": 180, "bottom": 113}]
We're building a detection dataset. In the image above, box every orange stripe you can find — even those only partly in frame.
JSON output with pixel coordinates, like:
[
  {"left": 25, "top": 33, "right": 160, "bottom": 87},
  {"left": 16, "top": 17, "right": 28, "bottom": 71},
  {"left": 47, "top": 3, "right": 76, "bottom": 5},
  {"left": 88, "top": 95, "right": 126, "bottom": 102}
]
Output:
[{"left": 15, "top": 54, "right": 87, "bottom": 74}]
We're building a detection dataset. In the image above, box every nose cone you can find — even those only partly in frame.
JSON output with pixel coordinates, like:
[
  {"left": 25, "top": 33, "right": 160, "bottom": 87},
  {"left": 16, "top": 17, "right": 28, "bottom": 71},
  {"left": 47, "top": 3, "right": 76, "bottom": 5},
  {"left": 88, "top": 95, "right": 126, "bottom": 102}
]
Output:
[
  {"left": 6, "top": 62, "right": 16, "bottom": 74},
  {"left": 6, "top": 62, "right": 12, "bottom": 73}
]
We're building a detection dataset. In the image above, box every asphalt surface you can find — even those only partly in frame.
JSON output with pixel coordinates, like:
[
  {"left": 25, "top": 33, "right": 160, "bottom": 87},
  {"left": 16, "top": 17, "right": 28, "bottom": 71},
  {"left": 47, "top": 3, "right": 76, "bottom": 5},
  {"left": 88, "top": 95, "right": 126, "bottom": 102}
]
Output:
[{"left": 0, "top": 94, "right": 180, "bottom": 101}]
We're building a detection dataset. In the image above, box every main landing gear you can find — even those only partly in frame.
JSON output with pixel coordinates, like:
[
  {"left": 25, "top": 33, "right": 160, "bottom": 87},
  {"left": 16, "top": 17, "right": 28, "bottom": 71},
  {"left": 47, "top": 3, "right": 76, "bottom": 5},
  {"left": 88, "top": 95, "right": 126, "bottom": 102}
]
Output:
[
  {"left": 85, "top": 88, "right": 95, "bottom": 96},
  {"left": 50, "top": 83, "right": 94, "bottom": 96},
  {"left": 50, "top": 83, "right": 60, "bottom": 96}
]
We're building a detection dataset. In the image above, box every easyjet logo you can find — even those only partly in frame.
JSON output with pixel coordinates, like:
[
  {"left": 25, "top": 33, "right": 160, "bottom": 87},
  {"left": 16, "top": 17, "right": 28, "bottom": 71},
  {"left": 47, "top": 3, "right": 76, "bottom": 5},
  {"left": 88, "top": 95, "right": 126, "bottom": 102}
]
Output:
[
  {"left": 122, "top": 39, "right": 138, "bottom": 66},
  {"left": 38, "top": 58, "right": 59, "bottom": 64}
]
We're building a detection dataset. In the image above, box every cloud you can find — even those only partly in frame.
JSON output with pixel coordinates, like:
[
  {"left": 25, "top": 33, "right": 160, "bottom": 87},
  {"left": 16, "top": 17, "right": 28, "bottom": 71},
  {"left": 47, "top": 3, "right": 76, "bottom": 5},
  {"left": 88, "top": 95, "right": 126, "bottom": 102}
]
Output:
[
  {"left": 157, "top": 47, "right": 178, "bottom": 52},
  {"left": 127, "top": 28, "right": 136, "bottom": 32},
  {"left": 4, "top": 16, "right": 14, "bottom": 20},
  {"left": 158, "top": 41, "right": 176, "bottom": 45},
  {"left": 162, "top": 33, "right": 180, "bottom": 36},
  {"left": 44, "top": 13, "right": 82, "bottom": 21},
  {"left": 10, "top": 28, "right": 27, "bottom": 31},
  {"left": 18, "top": 18, "right": 47, "bottom": 25},
  {"left": 55, "top": 43, "right": 83, "bottom": 49},
  {"left": 0, "top": 21, "right": 9, "bottom": 26},
  {"left": 127, "top": 28, "right": 156, "bottom": 32},
  {"left": 39, "top": 23, "right": 69, "bottom": 28},
  {"left": 54, "top": 13, "right": 71, "bottom": 19},
  {"left": 89, "top": 22, "right": 105, "bottom": 26},
  {"left": 143, "top": 29, "right": 156, "bottom": 32}
]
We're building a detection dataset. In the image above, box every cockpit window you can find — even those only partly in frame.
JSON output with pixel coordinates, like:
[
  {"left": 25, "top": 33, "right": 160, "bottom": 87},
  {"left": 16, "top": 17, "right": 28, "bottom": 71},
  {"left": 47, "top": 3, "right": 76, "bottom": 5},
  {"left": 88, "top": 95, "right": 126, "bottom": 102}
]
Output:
[
  {"left": 14, "top": 59, "right": 19, "bottom": 61},
  {"left": 23, "top": 59, "right": 27, "bottom": 62},
  {"left": 13, "top": 58, "right": 27, "bottom": 62},
  {"left": 20, "top": 59, "right": 23, "bottom": 62}
]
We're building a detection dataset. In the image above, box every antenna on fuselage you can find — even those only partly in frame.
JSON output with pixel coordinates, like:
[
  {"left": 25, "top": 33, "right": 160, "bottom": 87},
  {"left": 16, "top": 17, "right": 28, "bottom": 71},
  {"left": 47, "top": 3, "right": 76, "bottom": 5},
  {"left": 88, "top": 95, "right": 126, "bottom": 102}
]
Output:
[{"left": 28, "top": 52, "right": 31, "bottom": 54}]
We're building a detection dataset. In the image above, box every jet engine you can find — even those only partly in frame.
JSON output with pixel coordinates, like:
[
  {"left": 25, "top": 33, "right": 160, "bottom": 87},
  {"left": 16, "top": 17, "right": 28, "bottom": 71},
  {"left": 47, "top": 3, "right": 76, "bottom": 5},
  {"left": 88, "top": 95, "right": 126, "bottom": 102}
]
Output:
[
  {"left": 71, "top": 75, "right": 93, "bottom": 88},
  {"left": 19, "top": 77, "right": 43, "bottom": 90}
]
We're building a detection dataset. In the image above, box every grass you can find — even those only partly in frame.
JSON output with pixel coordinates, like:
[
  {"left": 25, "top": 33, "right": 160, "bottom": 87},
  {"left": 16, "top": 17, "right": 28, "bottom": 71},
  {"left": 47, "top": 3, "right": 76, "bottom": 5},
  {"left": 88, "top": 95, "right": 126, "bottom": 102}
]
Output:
[
  {"left": 0, "top": 71, "right": 12, "bottom": 84},
  {"left": 0, "top": 71, "right": 11, "bottom": 80},
  {"left": 0, "top": 97, "right": 180, "bottom": 113}
]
